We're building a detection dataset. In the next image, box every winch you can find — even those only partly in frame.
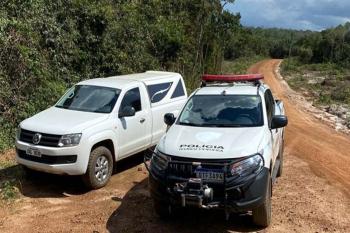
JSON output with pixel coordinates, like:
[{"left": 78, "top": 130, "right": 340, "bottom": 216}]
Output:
[{"left": 172, "top": 178, "right": 214, "bottom": 208}]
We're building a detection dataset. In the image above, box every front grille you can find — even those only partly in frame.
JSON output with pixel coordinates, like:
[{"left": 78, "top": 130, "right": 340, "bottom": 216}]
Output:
[
  {"left": 168, "top": 163, "right": 195, "bottom": 178},
  {"left": 167, "top": 157, "right": 234, "bottom": 179},
  {"left": 20, "top": 129, "right": 61, "bottom": 147},
  {"left": 17, "top": 149, "right": 77, "bottom": 164}
]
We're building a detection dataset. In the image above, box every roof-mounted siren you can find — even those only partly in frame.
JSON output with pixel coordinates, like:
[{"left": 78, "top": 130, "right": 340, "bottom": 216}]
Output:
[{"left": 201, "top": 74, "right": 264, "bottom": 87}]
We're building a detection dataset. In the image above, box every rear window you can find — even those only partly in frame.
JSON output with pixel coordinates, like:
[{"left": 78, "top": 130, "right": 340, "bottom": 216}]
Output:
[
  {"left": 171, "top": 80, "right": 185, "bottom": 98},
  {"left": 147, "top": 82, "right": 173, "bottom": 103}
]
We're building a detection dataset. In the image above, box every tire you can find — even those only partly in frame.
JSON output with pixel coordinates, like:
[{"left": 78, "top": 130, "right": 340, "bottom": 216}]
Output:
[
  {"left": 277, "top": 141, "right": 284, "bottom": 177},
  {"left": 252, "top": 177, "right": 272, "bottom": 227},
  {"left": 82, "top": 146, "right": 113, "bottom": 189},
  {"left": 153, "top": 199, "right": 172, "bottom": 219}
]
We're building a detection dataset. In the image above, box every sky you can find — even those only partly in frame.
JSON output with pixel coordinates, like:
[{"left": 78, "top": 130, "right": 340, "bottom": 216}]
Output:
[{"left": 225, "top": 0, "right": 350, "bottom": 31}]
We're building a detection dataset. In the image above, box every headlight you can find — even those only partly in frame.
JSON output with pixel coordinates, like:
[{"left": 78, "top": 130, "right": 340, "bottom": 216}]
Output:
[
  {"left": 230, "top": 154, "right": 264, "bottom": 177},
  {"left": 58, "top": 133, "right": 82, "bottom": 147},
  {"left": 151, "top": 149, "right": 171, "bottom": 171},
  {"left": 16, "top": 126, "right": 21, "bottom": 140}
]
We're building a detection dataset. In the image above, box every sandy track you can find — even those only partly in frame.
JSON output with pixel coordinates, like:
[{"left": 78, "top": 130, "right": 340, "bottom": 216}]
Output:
[{"left": 0, "top": 59, "right": 349, "bottom": 232}]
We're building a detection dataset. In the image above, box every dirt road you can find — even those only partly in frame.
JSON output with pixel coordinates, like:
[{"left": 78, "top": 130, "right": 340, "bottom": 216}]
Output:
[{"left": 0, "top": 59, "right": 349, "bottom": 233}]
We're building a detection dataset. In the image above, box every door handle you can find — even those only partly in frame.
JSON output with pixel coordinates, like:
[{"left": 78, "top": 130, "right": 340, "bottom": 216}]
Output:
[{"left": 140, "top": 118, "right": 146, "bottom": 123}]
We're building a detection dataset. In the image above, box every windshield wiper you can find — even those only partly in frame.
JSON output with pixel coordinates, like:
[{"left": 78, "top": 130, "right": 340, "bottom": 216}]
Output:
[
  {"left": 178, "top": 122, "right": 203, "bottom": 127},
  {"left": 202, "top": 124, "right": 249, "bottom": 127},
  {"left": 55, "top": 105, "right": 68, "bottom": 109}
]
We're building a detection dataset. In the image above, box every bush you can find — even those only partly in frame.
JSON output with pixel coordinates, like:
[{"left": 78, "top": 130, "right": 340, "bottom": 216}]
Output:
[{"left": 298, "top": 47, "right": 313, "bottom": 63}]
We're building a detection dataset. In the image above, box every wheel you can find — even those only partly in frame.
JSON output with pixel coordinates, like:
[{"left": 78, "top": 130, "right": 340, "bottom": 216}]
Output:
[
  {"left": 153, "top": 199, "right": 172, "bottom": 219},
  {"left": 277, "top": 140, "right": 284, "bottom": 177},
  {"left": 252, "top": 177, "right": 272, "bottom": 227},
  {"left": 82, "top": 146, "right": 113, "bottom": 189}
]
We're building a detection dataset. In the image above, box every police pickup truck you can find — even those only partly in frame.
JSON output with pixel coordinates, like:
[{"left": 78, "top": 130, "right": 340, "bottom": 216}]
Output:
[
  {"left": 147, "top": 74, "right": 288, "bottom": 227},
  {"left": 16, "top": 71, "right": 187, "bottom": 189}
]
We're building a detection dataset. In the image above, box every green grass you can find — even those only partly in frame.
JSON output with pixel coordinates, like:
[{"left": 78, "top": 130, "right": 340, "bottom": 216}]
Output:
[
  {"left": 1, "top": 180, "right": 19, "bottom": 200},
  {"left": 0, "top": 159, "right": 24, "bottom": 202},
  {"left": 221, "top": 56, "right": 266, "bottom": 74},
  {"left": 281, "top": 58, "right": 350, "bottom": 107}
]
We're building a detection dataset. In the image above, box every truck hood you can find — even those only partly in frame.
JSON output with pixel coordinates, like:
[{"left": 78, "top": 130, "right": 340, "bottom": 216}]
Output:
[
  {"left": 20, "top": 107, "right": 109, "bottom": 135},
  {"left": 158, "top": 124, "right": 265, "bottom": 159}
]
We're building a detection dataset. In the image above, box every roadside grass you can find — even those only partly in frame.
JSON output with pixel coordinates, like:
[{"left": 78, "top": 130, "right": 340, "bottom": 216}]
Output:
[
  {"left": 221, "top": 56, "right": 266, "bottom": 74},
  {"left": 281, "top": 58, "right": 350, "bottom": 128},
  {"left": 281, "top": 58, "right": 350, "bottom": 107},
  {"left": 0, "top": 154, "right": 24, "bottom": 203}
]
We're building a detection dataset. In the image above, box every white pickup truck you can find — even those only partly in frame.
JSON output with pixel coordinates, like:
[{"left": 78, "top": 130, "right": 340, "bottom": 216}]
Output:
[
  {"left": 16, "top": 71, "right": 187, "bottom": 189},
  {"left": 147, "top": 74, "right": 288, "bottom": 227}
]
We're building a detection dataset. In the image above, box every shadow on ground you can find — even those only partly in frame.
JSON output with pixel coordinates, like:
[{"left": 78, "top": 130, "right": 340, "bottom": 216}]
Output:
[
  {"left": 106, "top": 178, "right": 264, "bottom": 233},
  {"left": 0, "top": 151, "right": 146, "bottom": 199}
]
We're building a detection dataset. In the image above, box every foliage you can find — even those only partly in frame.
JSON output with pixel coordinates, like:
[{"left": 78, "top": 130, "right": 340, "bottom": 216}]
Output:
[
  {"left": 221, "top": 55, "right": 265, "bottom": 74},
  {"left": 0, "top": 0, "right": 241, "bottom": 151},
  {"left": 293, "top": 23, "right": 350, "bottom": 67},
  {"left": 281, "top": 58, "right": 350, "bottom": 106},
  {"left": 224, "top": 27, "right": 313, "bottom": 60},
  {"left": 1, "top": 180, "right": 19, "bottom": 200},
  {"left": 0, "top": 158, "right": 24, "bottom": 201},
  {"left": 225, "top": 22, "right": 350, "bottom": 69}
]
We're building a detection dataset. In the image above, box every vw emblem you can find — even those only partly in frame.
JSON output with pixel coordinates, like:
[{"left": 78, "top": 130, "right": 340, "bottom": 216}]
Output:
[{"left": 32, "top": 133, "right": 42, "bottom": 145}]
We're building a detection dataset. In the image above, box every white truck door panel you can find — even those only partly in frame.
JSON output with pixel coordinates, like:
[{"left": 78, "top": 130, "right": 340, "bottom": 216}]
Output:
[
  {"left": 146, "top": 77, "right": 187, "bottom": 145},
  {"left": 272, "top": 129, "right": 280, "bottom": 162},
  {"left": 118, "top": 112, "right": 148, "bottom": 157},
  {"left": 265, "top": 89, "right": 280, "bottom": 165},
  {"left": 150, "top": 101, "right": 183, "bottom": 144},
  {"left": 117, "top": 86, "right": 150, "bottom": 158}
]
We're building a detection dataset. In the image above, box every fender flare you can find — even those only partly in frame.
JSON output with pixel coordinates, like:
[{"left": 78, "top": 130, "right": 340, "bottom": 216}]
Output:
[{"left": 87, "top": 130, "right": 119, "bottom": 160}]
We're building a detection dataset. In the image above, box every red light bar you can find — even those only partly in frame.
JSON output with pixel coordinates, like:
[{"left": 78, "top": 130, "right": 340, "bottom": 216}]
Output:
[{"left": 202, "top": 74, "right": 264, "bottom": 82}]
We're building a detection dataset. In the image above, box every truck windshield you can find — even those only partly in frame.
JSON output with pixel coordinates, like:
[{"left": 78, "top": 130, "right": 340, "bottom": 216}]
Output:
[
  {"left": 178, "top": 95, "right": 264, "bottom": 127},
  {"left": 56, "top": 85, "right": 121, "bottom": 113}
]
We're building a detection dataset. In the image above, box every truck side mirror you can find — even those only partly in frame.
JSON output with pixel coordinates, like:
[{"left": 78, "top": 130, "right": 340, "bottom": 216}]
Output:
[
  {"left": 119, "top": 106, "right": 136, "bottom": 118},
  {"left": 164, "top": 113, "right": 176, "bottom": 126},
  {"left": 271, "top": 115, "right": 288, "bottom": 129}
]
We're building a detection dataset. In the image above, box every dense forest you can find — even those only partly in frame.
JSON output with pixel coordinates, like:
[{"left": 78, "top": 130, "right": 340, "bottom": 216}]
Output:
[
  {"left": 0, "top": 0, "right": 349, "bottom": 151},
  {"left": 226, "top": 23, "right": 350, "bottom": 67}
]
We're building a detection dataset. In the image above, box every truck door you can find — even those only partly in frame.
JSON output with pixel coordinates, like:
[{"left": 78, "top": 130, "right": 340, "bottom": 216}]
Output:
[
  {"left": 265, "top": 90, "right": 279, "bottom": 164},
  {"left": 117, "top": 85, "right": 151, "bottom": 158}
]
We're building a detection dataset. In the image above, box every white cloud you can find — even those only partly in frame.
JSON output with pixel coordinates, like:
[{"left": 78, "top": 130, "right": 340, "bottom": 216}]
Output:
[{"left": 226, "top": 0, "right": 350, "bottom": 30}]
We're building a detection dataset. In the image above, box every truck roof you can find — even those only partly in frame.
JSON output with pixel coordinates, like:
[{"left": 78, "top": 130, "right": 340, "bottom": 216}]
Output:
[
  {"left": 78, "top": 71, "right": 181, "bottom": 89},
  {"left": 195, "top": 83, "right": 267, "bottom": 96}
]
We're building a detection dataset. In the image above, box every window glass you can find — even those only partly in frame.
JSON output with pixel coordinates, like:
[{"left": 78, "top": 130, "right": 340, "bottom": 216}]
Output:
[
  {"left": 264, "top": 90, "right": 274, "bottom": 126},
  {"left": 171, "top": 80, "right": 185, "bottom": 98},
  {"left": 147, "top": 82, "right": 173, "bottom": 103},
  {"left": 56, "top": 85, "right": 121, "bottom": 113},
  {"left": 178, "top": 95, "right": 264, "bottom": 127},
  {"left": 120, "top": 88, "right": 142, "bottom": 112}
]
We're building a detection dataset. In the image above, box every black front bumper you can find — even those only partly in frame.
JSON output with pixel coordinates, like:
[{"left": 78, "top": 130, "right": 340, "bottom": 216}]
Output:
[{"left": 149, "top": 167, "right": 270, "bottom": 212}]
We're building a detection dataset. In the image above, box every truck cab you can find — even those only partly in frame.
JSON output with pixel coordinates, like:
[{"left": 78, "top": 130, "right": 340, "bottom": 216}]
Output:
[
  {"left": 147, "top": 74, "right": 288, "bottom": 227},
  {"left": 16, "top": 71, "right": 187, "bottom": 189}
]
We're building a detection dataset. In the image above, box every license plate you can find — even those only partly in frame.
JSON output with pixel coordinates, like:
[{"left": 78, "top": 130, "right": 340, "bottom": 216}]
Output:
[
  {"left": 26, "top": 148, "right": 41, "bottom": 157},
  {"left": 195, "top": 169, "right": 224, "bottom": 182}
]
